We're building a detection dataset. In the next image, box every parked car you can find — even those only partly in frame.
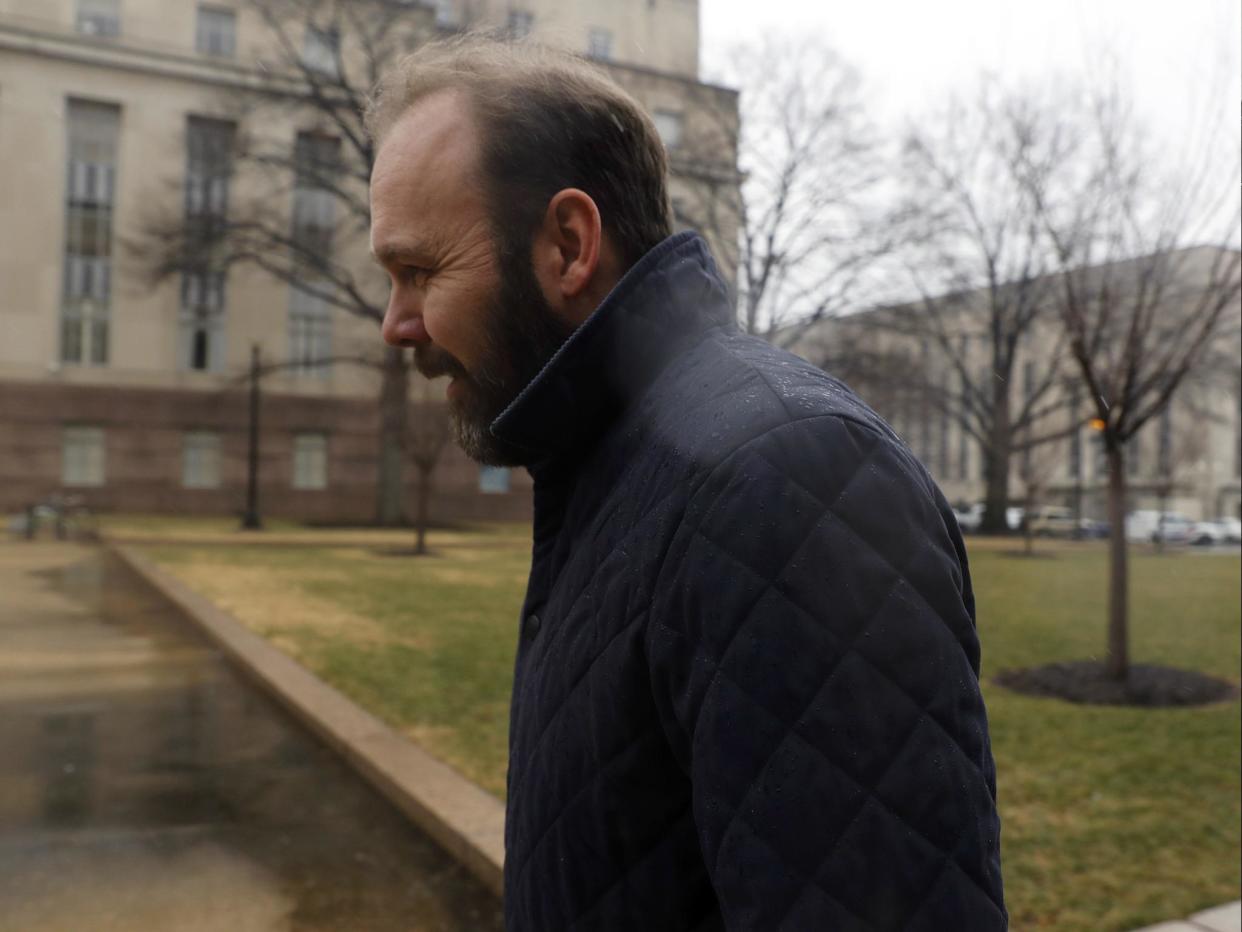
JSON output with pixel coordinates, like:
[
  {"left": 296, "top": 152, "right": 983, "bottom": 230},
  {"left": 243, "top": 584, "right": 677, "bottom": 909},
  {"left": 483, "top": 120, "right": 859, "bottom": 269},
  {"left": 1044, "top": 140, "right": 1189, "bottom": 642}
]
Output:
[
  {"left": 1075, "top": 518, "right": 1110, "bottom": 539},
  {"left": 1025, "top": 506, "right": 1077, "bottom": 537},
  {"left": 953, "top": 503, "right": 983, "bottom": 533},
  {"left": 950, "top": 504, "right": 1026, "bottom": 533},
  {"left": 1190, "top": 517, "right": 1242, "bottom": 546},
  {"left": 1125, "top": 510, "right": 1195, "bottom": 544}
]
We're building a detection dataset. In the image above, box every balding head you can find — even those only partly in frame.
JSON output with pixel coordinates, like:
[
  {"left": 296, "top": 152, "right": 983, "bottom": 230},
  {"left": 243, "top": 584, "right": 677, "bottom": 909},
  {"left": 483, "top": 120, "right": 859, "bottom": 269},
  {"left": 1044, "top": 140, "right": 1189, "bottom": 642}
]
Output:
[{"left": 366, "top": 33, "right": 673, "bottom": 270}]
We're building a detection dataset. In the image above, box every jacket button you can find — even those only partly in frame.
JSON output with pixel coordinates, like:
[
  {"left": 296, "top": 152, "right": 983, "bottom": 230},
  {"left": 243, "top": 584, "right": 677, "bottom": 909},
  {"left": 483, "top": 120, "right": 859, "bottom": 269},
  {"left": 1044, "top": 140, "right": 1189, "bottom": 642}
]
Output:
[{"left": 524, "top": 613, "right": 542, "bottom": 639}]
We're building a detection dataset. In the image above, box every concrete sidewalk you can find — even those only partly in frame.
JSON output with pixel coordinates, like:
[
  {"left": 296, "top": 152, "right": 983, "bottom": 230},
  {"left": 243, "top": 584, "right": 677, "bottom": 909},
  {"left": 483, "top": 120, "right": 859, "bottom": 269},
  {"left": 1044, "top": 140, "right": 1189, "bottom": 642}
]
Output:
[{"left": 1131, "top": 900, "right": 1241, "bottom": 932}]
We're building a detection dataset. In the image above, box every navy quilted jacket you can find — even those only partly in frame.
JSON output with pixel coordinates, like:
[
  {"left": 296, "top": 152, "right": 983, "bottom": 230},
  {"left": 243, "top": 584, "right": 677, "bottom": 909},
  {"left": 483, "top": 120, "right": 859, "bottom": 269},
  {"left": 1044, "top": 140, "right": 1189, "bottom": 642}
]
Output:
[{"left": 493, "top": 233, "right": 1006, "bottom": 930}]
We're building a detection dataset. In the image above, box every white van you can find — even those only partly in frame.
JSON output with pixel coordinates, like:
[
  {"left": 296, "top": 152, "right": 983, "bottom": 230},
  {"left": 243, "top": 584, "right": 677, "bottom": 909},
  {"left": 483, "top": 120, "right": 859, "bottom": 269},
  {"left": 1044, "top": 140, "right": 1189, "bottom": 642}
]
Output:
[{"left": 1125, "top": 510, "right": 1194, "bottom": 544}]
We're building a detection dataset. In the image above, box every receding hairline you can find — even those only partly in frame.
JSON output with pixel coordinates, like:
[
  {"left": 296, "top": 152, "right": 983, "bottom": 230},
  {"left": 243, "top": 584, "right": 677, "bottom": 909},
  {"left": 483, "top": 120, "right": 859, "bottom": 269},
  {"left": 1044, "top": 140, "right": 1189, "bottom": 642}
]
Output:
[
  {"left": 364, "top": 36, "right": 633, "bottom": 146},
  {"left": 371, "top": 85, "right": 484, "bottom": 184},
  {"left": 369, "top": 77, "right": 480, "bottom": 151}
]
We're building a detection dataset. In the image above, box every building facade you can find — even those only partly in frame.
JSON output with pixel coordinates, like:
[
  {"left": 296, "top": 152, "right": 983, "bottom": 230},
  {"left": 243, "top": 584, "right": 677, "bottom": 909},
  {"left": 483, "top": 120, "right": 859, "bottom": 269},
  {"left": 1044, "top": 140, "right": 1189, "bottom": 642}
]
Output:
[
  {"left": 796, "top": 246, "right": 1242, "bottom": 523},
  {"left": 0, "top": 0, "right": 739, "bottom": 524}
]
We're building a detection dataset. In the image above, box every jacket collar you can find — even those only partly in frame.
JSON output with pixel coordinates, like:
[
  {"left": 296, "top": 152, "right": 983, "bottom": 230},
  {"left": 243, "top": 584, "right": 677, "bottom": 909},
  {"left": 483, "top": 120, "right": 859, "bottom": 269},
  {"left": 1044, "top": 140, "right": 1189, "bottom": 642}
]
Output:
[{"left": 490, "top": 231, "right": 735, "bottom": 470}]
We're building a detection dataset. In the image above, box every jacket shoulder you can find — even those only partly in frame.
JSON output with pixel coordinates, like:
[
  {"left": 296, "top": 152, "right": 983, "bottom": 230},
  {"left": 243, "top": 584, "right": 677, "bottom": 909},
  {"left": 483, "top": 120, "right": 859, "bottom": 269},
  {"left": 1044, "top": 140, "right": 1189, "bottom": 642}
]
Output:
[{"left": 640, "top": 329, "right": 899, "bottom": 479}]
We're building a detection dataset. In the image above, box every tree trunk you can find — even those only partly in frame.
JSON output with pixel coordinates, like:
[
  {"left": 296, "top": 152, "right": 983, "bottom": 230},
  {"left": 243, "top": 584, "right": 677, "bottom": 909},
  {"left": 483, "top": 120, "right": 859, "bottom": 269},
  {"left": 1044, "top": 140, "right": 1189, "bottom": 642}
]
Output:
[
  {"left": 1105, "top": 443, "right": 1130, "bottom": 681},
  {"left": 414, "top": 465, "right": 431, "bottom": 556},
  {"left": 375, "top": 346, "right": 408, "bottom": 527},
  {"left": 981, "top": 393, "right": 1013, "bottom": 534}
]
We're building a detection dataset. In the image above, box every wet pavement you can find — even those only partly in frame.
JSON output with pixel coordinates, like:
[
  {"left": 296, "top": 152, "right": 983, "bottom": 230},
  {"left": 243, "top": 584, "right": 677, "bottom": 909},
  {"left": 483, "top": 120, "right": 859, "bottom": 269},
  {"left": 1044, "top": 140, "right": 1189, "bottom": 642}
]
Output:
[{"left": 0, "top": 543, "right": 503, "bottom": 932}]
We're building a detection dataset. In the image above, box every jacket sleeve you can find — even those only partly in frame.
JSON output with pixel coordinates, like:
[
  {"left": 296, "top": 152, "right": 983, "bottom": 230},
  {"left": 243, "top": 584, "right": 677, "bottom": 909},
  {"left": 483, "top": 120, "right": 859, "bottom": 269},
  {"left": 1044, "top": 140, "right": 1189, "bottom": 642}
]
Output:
[{"left": 645, "top": 414, "right": 1006, "bottom": 931}]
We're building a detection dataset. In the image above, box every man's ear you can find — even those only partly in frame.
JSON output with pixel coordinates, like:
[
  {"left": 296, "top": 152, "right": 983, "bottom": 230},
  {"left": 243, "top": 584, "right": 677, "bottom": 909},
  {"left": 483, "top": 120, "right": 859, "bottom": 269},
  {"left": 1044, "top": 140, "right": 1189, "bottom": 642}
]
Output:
[{"left": 531, "top": 188, "right": 610, "bottom": 323}]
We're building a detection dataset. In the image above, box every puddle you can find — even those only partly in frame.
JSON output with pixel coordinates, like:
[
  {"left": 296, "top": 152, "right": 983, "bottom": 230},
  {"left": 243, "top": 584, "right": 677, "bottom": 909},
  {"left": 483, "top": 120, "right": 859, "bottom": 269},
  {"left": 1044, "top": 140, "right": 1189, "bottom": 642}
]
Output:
[{"left": 0, "top": 544, "right": 502, "bottom": 932}]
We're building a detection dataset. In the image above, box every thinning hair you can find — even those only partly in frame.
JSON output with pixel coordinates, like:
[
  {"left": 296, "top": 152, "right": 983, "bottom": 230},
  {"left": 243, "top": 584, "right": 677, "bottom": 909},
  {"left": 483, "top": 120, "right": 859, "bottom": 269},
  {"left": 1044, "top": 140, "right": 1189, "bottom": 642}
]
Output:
[{"left": 365, "top": 34, "right": 673, "bottom": 269}]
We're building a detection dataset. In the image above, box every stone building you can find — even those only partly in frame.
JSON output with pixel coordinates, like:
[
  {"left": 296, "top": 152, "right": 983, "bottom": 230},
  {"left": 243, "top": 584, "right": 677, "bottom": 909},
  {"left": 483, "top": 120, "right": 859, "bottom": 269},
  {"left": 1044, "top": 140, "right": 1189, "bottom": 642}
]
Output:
[
  {"left": 0, "top": 0, "right": 739, "bottom": 524},
  {"left": 795, "top": 246, "right": 1242, "bottom": 523}
]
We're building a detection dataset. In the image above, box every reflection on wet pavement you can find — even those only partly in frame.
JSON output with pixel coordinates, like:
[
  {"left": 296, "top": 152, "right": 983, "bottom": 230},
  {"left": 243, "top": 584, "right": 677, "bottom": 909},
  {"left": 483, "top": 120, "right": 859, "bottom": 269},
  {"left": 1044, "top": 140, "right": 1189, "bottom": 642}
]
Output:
[{"left": 0, "top": 543, "right": 503, "bottom": 932}]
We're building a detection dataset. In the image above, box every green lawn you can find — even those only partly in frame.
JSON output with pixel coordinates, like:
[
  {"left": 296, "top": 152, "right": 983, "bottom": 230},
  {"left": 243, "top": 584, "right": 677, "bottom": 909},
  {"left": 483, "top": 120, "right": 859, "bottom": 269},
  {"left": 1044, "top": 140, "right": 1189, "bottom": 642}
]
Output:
[{"left": 133, "top": 526, "right": 1241, "bottom": 931}]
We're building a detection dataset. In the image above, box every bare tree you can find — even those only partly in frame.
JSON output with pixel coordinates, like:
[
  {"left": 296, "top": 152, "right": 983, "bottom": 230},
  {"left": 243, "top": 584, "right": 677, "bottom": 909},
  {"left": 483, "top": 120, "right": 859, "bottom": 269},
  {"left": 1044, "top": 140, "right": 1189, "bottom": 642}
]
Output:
[
  {"left": 870, "top": 82, "right": 1082, "bottom": 534},
  {"left": 1023, "top": 80, "right": 1242, "bottom": 680},
  {"left": 133, "top": 0, "right": 434, "bottom": 525},
  {"left": 681, "top": 36, "right": 893, "bottom": 344}
]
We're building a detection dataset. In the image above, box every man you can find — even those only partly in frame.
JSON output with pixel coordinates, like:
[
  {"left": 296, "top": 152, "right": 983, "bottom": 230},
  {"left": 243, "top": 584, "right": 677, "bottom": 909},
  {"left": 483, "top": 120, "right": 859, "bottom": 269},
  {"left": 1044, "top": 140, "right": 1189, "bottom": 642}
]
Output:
[{"left": 368, "top": 36, "right": 1006, "bottom": 931}]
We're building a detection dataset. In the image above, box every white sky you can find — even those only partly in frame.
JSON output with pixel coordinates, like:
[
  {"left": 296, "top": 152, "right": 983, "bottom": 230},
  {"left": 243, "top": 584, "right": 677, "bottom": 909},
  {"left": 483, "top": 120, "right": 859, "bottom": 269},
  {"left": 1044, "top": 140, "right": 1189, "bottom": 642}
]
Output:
[{"left": 700, "top": 0, "right": 1241, "bottom": 152}]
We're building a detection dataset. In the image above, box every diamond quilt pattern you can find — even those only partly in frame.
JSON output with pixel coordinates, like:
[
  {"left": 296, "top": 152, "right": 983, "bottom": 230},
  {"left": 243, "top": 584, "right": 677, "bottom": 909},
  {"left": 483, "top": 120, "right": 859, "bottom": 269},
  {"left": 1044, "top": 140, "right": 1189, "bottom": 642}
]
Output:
[{"left": 497, "top": 233, "right": 1005, "bottom": 930}]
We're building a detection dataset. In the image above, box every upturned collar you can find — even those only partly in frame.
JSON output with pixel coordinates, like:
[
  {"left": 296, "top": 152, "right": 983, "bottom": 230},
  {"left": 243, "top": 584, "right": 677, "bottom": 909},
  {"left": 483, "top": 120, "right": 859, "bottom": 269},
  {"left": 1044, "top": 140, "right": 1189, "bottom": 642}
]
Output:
[{"left": 490, "top": 232, "right": 735, "bottom": 472}]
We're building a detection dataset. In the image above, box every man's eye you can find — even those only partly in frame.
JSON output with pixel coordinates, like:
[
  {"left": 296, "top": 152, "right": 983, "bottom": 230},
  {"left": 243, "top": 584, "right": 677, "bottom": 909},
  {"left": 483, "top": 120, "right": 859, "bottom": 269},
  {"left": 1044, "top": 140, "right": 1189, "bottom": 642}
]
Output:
[{"left": 402, "top": 265, "right": 429, "bottom": 284}]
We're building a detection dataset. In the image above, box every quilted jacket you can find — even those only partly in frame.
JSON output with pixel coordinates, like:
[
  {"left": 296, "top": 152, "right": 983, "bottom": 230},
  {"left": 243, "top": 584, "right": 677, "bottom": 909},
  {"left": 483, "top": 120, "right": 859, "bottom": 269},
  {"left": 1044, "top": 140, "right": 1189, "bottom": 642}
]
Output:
[{"left": 493, "top": 232, "right": 1006, "bottom": 930}]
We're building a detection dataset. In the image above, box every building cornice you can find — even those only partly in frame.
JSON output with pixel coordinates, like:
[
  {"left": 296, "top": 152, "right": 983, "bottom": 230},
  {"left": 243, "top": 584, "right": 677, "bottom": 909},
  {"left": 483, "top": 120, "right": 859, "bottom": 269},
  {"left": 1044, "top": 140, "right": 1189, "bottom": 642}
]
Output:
[
  {"left": 2, "top": 14, "right": 739, "bottom": 101},
  {"left": 0, "top": 16, "right": 283, "bottom": 92}
]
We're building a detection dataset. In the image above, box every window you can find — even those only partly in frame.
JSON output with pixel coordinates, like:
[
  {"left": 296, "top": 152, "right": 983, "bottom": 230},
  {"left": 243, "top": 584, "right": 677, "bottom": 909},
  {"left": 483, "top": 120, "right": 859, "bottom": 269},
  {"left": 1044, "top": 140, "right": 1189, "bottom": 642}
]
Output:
[
  {"left": 288, "top": 285, "right": 333, "bottom": 377},
  {"left": 956, "top": 417, "right": 970, "bottom": 481},
  {"left": 76, "top": 0, "right": 120, "bottom": 37},
  {"left": 196, "top": 6, "right": 236, "bottom": 57},
  {"left": 183, "top": 431, "right": 222, "bottom": 488},
  {"left": 180, "top": 270, "right": 227, "bottom": 370},
  {"left": 292, "top": 433, "right": 327, "bottom": 490},
  {"left": 1128, "top": 429, "right": 1142, "bottom": 477},
  {"left": 1235, "top": 387, "right": 1241, "bottom": 478},
  {"left": 956, "top": 336, "right": 970, "bottom": 480},
  {"left": 181, "top": 117, "right": 234, "bottom": 371},
  {"left": 1158, "top": 407, "right": 1173, "bottom": 477},
  {"left": 1067, "top": 384, "right": 1082, "bottom": 481},
  {"left": 186, "top": 116, "right": 234, "bottom": 218},
  {"left": 917, "top": 341, "right": 932, "bottom": 464},
  {"left": 587, "top": 28, "right": 613, "bottom": 60},
  {"left": 292, "top": 132, "right": 339, "bottom": 258},
  {"left": 479, "top": 466, "right": 511, "bottom": 494},
  {"left": 302, "top": 25, "right": 339, "bottom": 75},
  {"left": 652, "top": 110, "right": 683, "bottom": 150},
  {"left": 506, "top": 10, "right": 533, "bottom": 39},
  {"left": 62, "top": 426, "right": 105, "bottom": 487},
  {"left": 1020, "top": 360, "right": 1034, "bottom": 479},
  {"left": 62, "top": 99, "right": 119, "bottom": 366}
]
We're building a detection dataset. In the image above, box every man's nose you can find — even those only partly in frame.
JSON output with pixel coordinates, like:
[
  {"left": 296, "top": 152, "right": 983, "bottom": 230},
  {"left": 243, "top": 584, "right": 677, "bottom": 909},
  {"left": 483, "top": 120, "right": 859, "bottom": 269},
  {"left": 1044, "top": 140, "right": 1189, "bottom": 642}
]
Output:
[{"left": 381, "top": 292, "right": 430, "bottom": 347}]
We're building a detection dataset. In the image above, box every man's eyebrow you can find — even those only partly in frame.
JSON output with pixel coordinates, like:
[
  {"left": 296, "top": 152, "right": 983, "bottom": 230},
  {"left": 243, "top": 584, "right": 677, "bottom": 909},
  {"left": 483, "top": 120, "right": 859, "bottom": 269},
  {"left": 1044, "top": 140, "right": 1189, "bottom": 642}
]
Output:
[{"left": 372, "top": 241, "right": 431, "bottom": 266}]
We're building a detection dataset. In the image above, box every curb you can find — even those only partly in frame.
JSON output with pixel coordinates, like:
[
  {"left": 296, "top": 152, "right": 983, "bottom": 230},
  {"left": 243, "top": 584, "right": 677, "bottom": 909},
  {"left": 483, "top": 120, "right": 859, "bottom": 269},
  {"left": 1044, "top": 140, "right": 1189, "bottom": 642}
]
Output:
[{"left": 110, "top": 543, "right": 506, "bottom": 898}]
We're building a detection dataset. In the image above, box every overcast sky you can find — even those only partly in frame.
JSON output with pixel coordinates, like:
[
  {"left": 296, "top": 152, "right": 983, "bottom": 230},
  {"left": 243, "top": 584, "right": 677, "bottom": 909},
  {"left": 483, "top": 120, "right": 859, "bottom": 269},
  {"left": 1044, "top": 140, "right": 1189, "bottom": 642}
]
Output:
[{"left": 700, "top": 0, "right": 1241, "bottom": 151}]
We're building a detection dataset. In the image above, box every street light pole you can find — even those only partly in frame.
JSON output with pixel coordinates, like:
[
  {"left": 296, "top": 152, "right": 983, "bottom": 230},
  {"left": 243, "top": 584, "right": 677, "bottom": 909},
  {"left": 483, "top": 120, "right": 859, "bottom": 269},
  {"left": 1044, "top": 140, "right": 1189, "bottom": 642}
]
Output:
[{"left": 242, "top": 343, "right": 262, "bottom": 530}]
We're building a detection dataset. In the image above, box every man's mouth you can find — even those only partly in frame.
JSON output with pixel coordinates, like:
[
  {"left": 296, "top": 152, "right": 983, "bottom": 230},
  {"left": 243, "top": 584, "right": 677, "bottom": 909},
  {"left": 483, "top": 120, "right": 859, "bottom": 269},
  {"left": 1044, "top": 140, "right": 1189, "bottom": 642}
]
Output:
[{"left": 414, "top": 344, "right": 466, "bottom": 382}]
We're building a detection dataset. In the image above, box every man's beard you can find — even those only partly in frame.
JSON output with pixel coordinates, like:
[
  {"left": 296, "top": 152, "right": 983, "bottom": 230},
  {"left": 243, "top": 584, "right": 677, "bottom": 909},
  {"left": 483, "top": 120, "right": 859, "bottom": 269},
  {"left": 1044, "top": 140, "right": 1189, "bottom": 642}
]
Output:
[{"left": 414, "top": 239, "right": 575, "bottom": 466}]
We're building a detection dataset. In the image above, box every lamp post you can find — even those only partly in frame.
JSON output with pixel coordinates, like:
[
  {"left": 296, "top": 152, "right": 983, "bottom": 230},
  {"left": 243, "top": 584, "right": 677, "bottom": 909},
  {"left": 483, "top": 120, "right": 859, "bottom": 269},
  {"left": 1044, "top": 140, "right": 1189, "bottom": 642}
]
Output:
[{"left": 241, "top": 343, "right": 262, "bottom": 530}]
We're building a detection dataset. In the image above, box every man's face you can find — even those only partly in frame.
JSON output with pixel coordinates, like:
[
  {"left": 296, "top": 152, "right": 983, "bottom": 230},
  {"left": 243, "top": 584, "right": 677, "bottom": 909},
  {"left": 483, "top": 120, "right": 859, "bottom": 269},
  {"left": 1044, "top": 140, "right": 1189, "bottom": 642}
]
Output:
[{"left": 370, "top": 91, "right": 573, "bottom": 465}]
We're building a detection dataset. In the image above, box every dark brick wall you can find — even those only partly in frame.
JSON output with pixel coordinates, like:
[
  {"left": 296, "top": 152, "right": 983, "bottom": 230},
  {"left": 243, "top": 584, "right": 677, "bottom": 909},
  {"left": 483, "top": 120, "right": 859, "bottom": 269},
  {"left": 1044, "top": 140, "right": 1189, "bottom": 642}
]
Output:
[{"left": 0, "top": 380, "right": 532, "bottom": 524}]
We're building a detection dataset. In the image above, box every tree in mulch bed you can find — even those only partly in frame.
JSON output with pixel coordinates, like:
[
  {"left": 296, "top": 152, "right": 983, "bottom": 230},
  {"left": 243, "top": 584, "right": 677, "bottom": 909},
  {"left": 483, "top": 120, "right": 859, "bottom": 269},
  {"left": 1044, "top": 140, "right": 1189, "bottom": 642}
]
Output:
[{"left": 995, "top": 661, "right": 1239, "bottom": 708}]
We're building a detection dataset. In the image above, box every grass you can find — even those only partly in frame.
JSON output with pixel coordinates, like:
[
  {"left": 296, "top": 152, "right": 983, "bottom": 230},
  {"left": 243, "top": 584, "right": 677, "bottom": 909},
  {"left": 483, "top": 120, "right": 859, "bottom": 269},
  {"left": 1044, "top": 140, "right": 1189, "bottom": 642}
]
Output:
[
  {"left": 131, "top": 523, "right": 1241, "bottom": 931},
  {"left": 136, "top": 523, "right": 531, "bottom": 798},
  {"left": 970, "top": 538, "right": 1241, "bottom": 930}
]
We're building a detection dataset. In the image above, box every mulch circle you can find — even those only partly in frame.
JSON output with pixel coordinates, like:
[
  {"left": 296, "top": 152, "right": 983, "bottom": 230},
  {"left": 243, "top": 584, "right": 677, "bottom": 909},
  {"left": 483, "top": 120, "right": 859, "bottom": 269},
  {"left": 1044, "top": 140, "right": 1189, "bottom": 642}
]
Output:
[{"left": 995, "top": 661, "right": 1239, "bottom": 707}]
